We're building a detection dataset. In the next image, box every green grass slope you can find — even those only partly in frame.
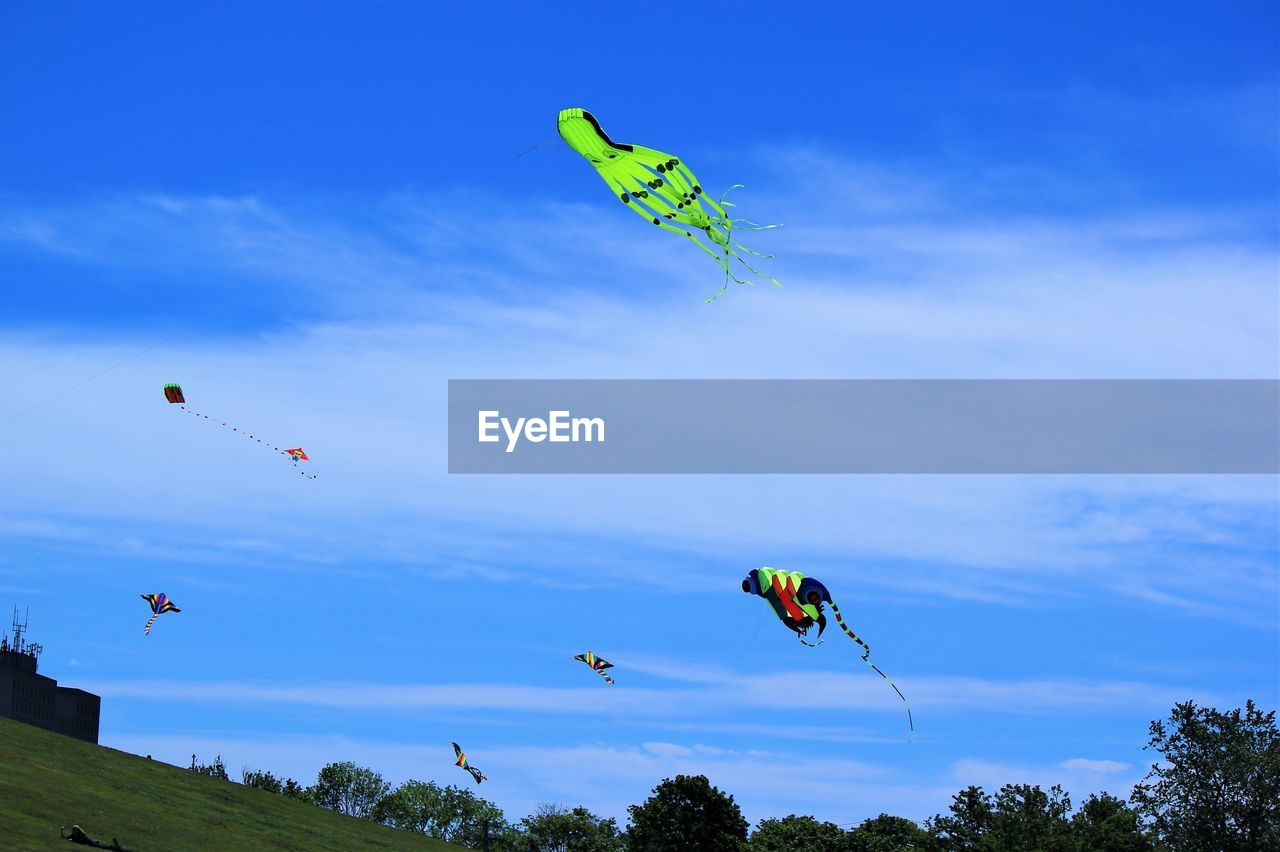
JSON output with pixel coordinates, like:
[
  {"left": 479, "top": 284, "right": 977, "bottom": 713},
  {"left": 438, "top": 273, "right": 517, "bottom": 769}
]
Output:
[{"left": 0, "top": 717, "right": 464, "bottom": 852}]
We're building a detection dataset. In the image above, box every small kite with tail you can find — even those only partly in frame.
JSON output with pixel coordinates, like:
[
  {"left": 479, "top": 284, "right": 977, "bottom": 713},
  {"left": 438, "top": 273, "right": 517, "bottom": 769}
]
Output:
[
  {"left": 452, "top": 742, "right": 487, "bottom": 784},
  {"left": 140, "top": 593, "right": 180, "bottom": 636},
  {"left": 574, "top": 651, "right": 615, "bottom": 685}
]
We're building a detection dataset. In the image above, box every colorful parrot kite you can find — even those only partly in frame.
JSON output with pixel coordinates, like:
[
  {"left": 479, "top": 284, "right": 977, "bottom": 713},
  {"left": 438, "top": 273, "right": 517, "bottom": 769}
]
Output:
[
  {"left": 557, "top": 108, "right": 779, "bottom": 302},
  {"left": 452, "top": 742, "right": 487, "bottom": 784},
  {"left": 743, "top": 567, "right": 914, "bottom": 740},
  {"left": 163, "top": 383, "right": 316, "bottom": 479},
  {"left": 140, "top": 593, "right": 180, "bottom": 636},
  {"left": 574, "top": 651, "right": 615, "bottom": 685}
]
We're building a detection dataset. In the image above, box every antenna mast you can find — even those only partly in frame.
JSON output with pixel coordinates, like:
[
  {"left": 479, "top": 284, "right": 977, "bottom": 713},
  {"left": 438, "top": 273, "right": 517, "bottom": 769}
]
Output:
[{"left": 3, "top": 606, "right": 42, "bottom": 667}]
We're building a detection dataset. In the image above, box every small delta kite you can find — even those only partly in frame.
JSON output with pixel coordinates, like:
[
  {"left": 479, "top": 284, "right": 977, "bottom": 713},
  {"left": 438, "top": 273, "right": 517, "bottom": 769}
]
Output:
[
  {"left": 574, "top": 651, "right": 615, "bottom": 685},
  {"left": 163, "top": 383, "right": 316, "bottom": 479},
  {"left": 140, "top": 593, "right": 180, "bottom": 636},
  {"left": 558, "top": 108, "right": 779, "bottom": 302},
  {"left": 452, "top": 742, "right": 487, "bottom": 784},
  {"left": 743, "top": 567, "right": 914, "bottom": 740}
]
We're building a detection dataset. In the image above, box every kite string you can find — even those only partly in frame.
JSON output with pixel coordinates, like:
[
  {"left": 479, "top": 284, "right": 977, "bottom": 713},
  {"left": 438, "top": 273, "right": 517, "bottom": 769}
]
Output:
[
  {"left": 0, "top": 342, "right": 163, "bottom": 428},
  {"left": 514, "top": 138, "right": 560, "bottom": 159}
]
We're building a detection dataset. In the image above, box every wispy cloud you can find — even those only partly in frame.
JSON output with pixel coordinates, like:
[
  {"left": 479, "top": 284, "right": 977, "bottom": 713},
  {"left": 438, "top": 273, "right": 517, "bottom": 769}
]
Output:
[
  {"left": 1059, "top": 757, "right": 1130, "bottom": 773},
  {"left": 81, "top": 670, "right": 1217, "bottom": 719}
]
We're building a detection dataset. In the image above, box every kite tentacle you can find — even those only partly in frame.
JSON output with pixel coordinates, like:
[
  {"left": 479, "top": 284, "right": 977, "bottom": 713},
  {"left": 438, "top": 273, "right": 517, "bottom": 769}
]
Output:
[
  {"left": 829, "top": 600, "right": 872, "bottom": 659},
  {"left": 605, "top": 168, "right": 772, "bottom": 302},
  {"left": 144, "top": 614, "right": 158, "bottom": 636}
]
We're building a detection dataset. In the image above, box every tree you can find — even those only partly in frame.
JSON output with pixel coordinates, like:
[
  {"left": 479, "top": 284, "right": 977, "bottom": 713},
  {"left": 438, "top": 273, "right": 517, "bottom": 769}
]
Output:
[
  {"left": 241, "top": 768, "right": 283, "bottom": 794},
  {"left": 928, "top": 786, "right": 995, "bottom": 851},
  {"left": 626, "top": 774, "right": 748, "bottom": 852},
  {"left": 310, "top": 761, "right": 390, "bottom": 819},
  {"left": 990, "top": 784, "right": 1072, "bottom": 852},
  {"left": 438, "top": 785, "right": 508, "bottom": 849},
  {"left": 282, "top": 777, "right": 311, "bottom": 802},
  {"left": 1130, "top": 699, "right": 1279, "bottom": 851},
  {"left": 188, "top": 753, "right": 229, "bottom": 781},
  {"left": 749, "top": 814, "right": 850, "bottom": 851},
  {"left": 376, "top": 781, "right": 508, "bottom": 846},
  {"left": 519, "top": 803, "right": 625, "bottom": 852},
  {"left": 375, "top": 779, "right": 443, "bottom": 834},
  {"left": 1070, "top": 792, "right": 1153, "bottom": 852},
  {"left": 928, "top": 783, "right": 1078, "bottom": 851},
  {"left": 848, "top": 814, "right": 934, "bottom": 851}
]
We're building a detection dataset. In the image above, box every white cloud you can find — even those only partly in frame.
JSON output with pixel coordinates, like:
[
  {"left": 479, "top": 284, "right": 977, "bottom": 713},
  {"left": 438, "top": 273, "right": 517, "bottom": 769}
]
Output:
[
  {"left": 80, "top": 671, "right": 1216, "bottom": 719},
  {"left": 1059, "top": 757, "right": 1130, "bottom": 773}
]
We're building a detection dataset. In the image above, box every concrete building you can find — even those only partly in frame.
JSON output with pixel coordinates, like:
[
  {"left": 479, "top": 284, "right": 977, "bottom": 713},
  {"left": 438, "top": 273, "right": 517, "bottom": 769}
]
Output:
[{"left": 0, "top": 608, "right": 100, "bottom": 744}]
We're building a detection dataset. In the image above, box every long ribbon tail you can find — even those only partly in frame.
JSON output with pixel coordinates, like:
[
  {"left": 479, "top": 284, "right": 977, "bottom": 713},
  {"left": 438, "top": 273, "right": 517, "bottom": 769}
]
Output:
[
  {"left": 597, "top": 668, "right": 615, "bottom": 685},
  {"left": 830, "top": 600, "right": 914, "bottom": 741},
  {"left": 829, "top": 601, "right": 872, "bottom": 659},
  {"left": 864, "top": 658, "right": 915, "bottom": 743},
  {"left": 144, "top": 614, "right": 158, "bottom": 636}
]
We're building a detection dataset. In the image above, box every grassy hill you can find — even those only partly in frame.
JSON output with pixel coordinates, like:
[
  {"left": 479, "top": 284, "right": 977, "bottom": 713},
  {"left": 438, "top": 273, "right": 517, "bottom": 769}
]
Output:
[{"left": 0, "top": 717, "right": 464, "bottom": 851}]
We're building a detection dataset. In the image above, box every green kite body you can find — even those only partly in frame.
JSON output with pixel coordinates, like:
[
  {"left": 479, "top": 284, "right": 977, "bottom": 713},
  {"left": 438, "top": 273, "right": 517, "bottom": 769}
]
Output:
[
  {"left": 743, "top": 567, "right": 915, "bottom": 741},
  {"left": 557, "top": 108, "right": 779, "bottom": 302}
]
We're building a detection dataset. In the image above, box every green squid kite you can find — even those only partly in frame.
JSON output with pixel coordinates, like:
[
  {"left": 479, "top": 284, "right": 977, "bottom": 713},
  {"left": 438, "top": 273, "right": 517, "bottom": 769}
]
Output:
[{"left": 557, "top": 108, "right": 780, "bottom": 302}]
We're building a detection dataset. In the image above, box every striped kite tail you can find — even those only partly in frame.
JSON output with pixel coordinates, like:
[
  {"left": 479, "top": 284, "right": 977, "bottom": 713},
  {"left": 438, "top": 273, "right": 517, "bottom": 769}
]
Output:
[
  {"left": 598, "top": 670, "right": 615, "bottom": 685},
  {"left": 864, "top": 658, "right": 915, "bottom": 743},
  {"left": 829, "top": 600, "right": 871, "bottom": 659},
  {"left": 144, "top": 614, "right": 158, "bottom": 635},
  {"left": 829, "top": 599, "right": 913, "bottom": 741}
]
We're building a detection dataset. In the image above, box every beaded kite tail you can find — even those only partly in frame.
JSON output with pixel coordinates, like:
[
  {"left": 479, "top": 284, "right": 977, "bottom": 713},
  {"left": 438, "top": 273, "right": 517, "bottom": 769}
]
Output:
[
  {"left": 828, "top": 600, "right": 872, "bottom": 659},
  {"left": 173, "top": 405, "right": 317, "bottom": 479},
  {"left": 144, "top": 614, "right": 158, "bottom": 636}
]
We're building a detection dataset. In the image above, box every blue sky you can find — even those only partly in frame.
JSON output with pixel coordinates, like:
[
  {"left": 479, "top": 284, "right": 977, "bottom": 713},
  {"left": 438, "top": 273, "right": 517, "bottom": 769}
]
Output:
[{"left": 1, "top": 0, "right": 1277, "bottom": 828}]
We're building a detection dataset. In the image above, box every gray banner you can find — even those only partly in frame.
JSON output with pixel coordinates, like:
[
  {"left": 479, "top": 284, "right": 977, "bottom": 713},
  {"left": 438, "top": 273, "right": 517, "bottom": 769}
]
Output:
[{"left": 447, "top": 380, "right": 1279, "bottom": 474}]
